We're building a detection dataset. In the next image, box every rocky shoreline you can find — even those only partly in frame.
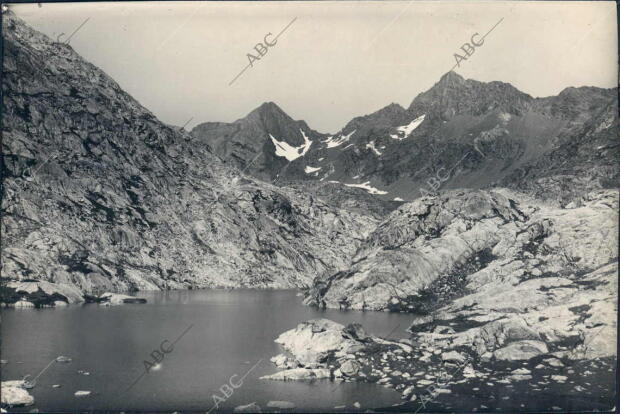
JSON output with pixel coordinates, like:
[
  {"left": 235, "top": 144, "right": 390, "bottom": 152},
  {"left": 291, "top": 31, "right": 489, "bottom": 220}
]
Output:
[
  {"left": 0, "top": 280, "right": 147, "bottom": 308},
  {"left": 262, "top": 318, "right": 616, "bottom": 412}
]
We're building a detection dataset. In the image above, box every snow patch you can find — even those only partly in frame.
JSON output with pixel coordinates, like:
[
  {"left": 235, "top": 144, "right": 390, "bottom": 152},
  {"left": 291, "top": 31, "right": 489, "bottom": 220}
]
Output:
[
  {"left": 328, "top": 180, "right": 387, "bottom": 195},
  {"left": 499, "top": 112, "right": 512, "bottom": 123},
  {"left": 343, "top": 181, "right": 388, "bottom": 195},
  {"left": 304, "top": 165, "right": 321, "bottom": 174},
  {"left": 270, "top": 129, "right": 312, "bottom": 161},
  {"left": 391, "top": 114, "right": 425, "bottom": 140},
  {"left": 365, "top": 141, "right": 382, "bottom": 156},
  {"left": 325, "top": 130, "right": 357, "bottom": 148}
]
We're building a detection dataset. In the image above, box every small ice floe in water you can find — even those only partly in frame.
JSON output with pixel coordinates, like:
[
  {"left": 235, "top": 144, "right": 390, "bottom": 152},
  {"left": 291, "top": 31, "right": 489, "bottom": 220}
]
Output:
[
  {"left": 266, "top": 401, "right": 295, "bottom": 409},
  {"left": 74, "top": 390, "right": 91, "bottom": 397},
  {"left": 233, "top": 402, "right": 261, "bottom": 412},
  {"left": 56, "top": 356, "right": 71, "bottom": 363}
]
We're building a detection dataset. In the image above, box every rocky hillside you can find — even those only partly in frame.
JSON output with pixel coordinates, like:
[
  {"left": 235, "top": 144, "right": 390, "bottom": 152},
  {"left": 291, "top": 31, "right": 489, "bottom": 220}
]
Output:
[
  {"left": 306, "top": 189, "right": 617, "bottom": 311},
  {"left": 1, "top": 11, "right": 375, "bottom": 301},
  {"left": 194, "top": 72, "right": 618, "bottom": 204},
  {"left": 280, "top": 189, "right": 617, "bottom": 411}
]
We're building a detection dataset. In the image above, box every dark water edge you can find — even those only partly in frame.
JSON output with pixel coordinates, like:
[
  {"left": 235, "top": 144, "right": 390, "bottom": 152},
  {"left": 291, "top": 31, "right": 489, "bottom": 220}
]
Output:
[{"left": 1, "top": 289, "right": 409, "bottom": 412}]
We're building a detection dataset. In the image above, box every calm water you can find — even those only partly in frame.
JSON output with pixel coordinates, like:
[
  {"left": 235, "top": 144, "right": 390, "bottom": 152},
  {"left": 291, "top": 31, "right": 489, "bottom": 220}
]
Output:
[{"left": 1, "top": 289, "right": 412, "bottom": 412}]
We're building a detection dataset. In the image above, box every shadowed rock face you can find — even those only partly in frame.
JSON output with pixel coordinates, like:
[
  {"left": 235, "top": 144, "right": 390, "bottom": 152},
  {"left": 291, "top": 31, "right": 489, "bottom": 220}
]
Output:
[{"left": 1, "top": 12, "right": 375, "bottom": 296}]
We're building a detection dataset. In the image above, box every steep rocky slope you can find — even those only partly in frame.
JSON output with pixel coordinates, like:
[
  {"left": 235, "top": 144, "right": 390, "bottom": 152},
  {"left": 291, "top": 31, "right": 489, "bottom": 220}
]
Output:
[{"left": 1, "top": 12, "right": 374, "bottom": 301}]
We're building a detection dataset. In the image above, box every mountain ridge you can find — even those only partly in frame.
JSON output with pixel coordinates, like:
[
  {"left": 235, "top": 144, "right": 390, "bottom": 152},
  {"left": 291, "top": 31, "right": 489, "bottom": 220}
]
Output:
[{"left": 191, "top": 70, "right": 617, "bottom": 204}]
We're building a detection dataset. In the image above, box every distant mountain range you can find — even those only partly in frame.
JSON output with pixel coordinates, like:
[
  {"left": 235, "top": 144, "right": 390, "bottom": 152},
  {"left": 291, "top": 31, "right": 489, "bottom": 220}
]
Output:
[{"left": 192, "top": 71, "right": 618, "bottom": 204}]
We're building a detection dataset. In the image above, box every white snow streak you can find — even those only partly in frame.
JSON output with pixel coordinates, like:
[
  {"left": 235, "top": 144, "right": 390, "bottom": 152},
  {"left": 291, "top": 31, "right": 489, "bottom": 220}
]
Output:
[
  {"left": 328, "top": 180, "right": 387, "bottom": 195},
  {"left": 304, "top": 165, "right": 322, "bottom": 174},
  {"left": 325, "top": 130, "right": 357, "bottom": 148},
  {"left": 391, "top": 114, "right": 425, "bottom": 140},
  {"left": 344, "top": 181, "right": 388, "bottom": 195},
  {"left": 365, "top": 141, "right": 382, "bottom": 156}
]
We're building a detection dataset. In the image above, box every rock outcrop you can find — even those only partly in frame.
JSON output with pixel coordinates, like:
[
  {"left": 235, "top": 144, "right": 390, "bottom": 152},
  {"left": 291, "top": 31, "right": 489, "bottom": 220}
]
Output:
[
  {"left": 1, "top": 381, "right": 34, "bottom": 407},
  {"left": 0, "top": 280, "right": 84, "bottom": 307}
]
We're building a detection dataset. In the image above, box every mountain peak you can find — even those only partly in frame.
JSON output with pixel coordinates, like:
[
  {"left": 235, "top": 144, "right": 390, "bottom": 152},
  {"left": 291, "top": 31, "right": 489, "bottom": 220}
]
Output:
[
  {"left": 253, "top": 101, "right": 287, "bottom": 116},
  {"left": 437, "top": 71, "right": 466, "bottom": 86}
]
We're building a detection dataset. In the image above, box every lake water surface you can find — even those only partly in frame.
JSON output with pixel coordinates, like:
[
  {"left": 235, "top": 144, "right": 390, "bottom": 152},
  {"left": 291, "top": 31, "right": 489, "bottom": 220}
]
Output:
[{"left": 2, "top": 289, "right": 413, "bottom": 412}]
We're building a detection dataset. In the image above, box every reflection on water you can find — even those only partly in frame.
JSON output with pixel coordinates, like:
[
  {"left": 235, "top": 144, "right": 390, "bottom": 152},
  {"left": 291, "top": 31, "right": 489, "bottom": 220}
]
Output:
[{"left": 1, "top": 289, "right": 413, "bottom": 412}]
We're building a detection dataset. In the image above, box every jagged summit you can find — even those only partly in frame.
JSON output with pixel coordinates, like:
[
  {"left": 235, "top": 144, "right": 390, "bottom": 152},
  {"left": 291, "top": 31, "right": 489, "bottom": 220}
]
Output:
[
  {"left": 246, "top": 101, "right": 290, "bottom": 120},
  {"left": 437, "top": 70, "right": 466, "bottom": 85}
]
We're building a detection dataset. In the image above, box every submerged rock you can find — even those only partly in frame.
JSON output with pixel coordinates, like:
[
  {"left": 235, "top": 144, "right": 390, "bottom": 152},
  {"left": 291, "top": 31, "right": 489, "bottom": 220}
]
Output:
[{"left": 98, "top": 292, "right": 147, "bottom": 305}]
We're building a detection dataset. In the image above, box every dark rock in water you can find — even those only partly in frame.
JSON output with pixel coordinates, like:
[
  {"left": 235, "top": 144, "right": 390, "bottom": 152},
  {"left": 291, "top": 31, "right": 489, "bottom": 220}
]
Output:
[
  {"left": 122, "top": 298, "right": 147, "bottom": 304},
  {"left": 97, "top": 293, "right": 147, "bottom": 305}
]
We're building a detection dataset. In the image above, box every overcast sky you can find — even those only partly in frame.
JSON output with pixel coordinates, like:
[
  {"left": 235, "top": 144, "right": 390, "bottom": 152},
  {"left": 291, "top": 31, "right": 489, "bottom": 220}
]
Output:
[{"left": 8, "top": 1, "right": 618, "bottom": 133}]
